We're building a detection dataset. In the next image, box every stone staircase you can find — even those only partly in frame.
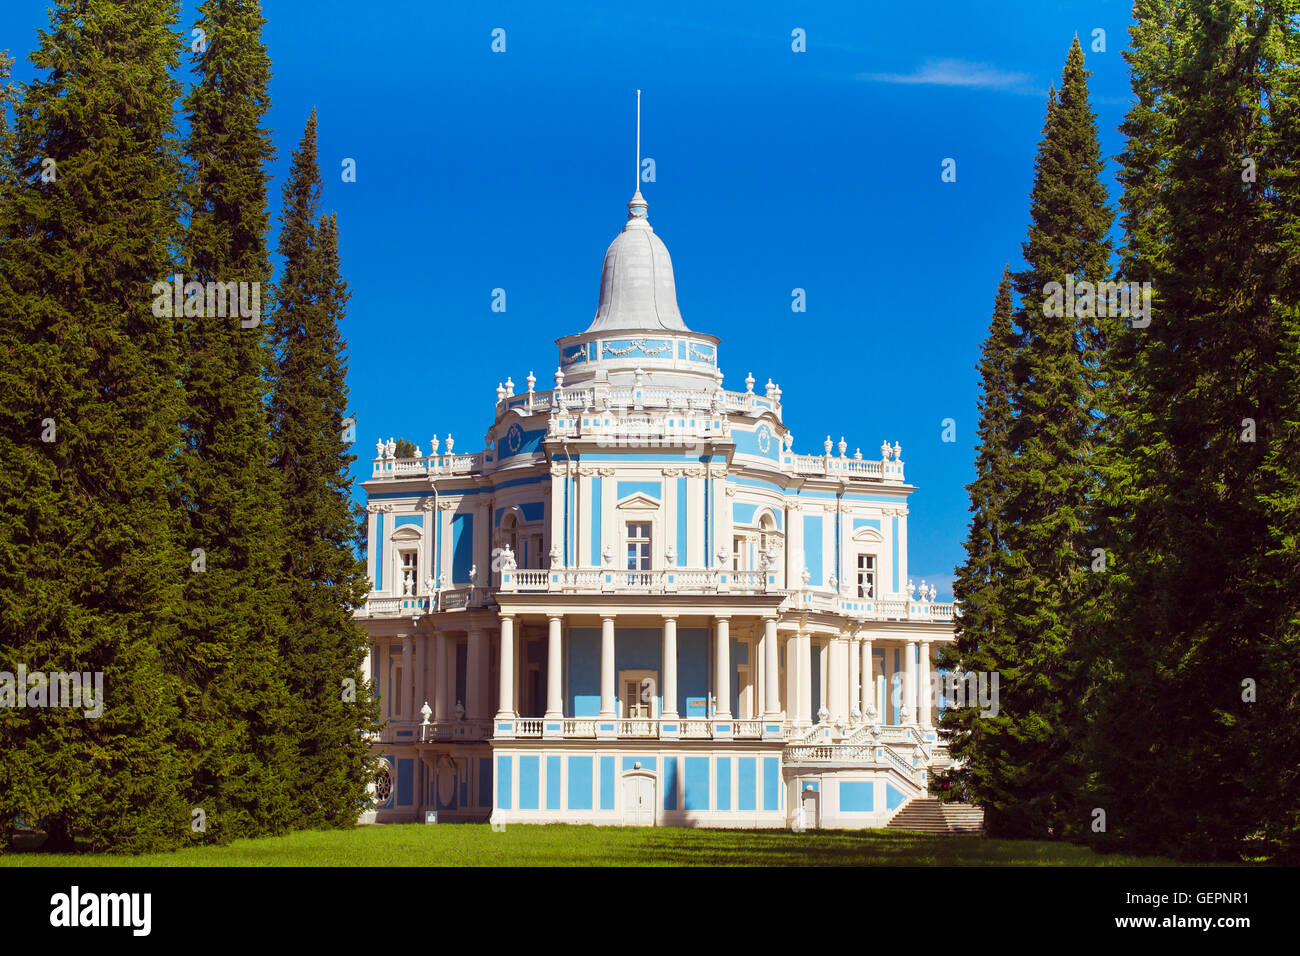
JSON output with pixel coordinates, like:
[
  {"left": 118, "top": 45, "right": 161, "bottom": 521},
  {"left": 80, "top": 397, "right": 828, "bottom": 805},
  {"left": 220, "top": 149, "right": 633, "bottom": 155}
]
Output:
[{"left": 885, "top": 798, "right": 984, "bottom": 834}]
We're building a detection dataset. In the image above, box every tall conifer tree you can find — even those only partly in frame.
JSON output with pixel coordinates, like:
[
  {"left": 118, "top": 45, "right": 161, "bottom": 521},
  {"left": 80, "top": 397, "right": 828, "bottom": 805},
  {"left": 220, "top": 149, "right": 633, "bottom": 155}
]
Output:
[
  {"left": 174, "top": 0, "right": 295, "bottom": 840},
  {"left": 1090, "top": 0, "right": 1290, "bottom": 860},
  {"left": 0, "top": 0, "right": 189, "bottom": 852},
  {"left": 970, "top": 39, "right": 1114, "bottom": 838},
  {"left": 269, "top": 114, "right": 378, "bottom": 827},
  {"left": 937, "top": 268, "right": 1017, "bottom": 805}
]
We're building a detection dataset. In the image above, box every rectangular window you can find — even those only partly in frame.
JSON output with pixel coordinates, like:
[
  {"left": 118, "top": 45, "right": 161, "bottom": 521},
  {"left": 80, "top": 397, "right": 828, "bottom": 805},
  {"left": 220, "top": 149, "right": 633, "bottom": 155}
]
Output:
[
  {"left": 733, "top": 535, "right": 745, "bottom": 571},
  {"left": 857, "top": 554, "right": 875, "bottom": 599},
  {"left": 626, "top": 522, "right": 651, "bottom": 571}
]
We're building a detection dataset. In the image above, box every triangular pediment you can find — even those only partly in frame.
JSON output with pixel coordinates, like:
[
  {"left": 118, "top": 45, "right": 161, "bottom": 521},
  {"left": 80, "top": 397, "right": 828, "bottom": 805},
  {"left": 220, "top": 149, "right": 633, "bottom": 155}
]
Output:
[{"left": 616, "top": 492, "right": 660, "bottom": 510}]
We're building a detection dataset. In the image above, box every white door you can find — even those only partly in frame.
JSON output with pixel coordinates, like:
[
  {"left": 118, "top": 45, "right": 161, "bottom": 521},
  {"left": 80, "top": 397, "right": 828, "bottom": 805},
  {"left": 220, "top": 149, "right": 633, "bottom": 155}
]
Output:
[
  {"left": 622, "top": 774, "right": 655, "bottom": 826},
  {"left": 801, "top": 789, "right": 819, "bottom": 829}
]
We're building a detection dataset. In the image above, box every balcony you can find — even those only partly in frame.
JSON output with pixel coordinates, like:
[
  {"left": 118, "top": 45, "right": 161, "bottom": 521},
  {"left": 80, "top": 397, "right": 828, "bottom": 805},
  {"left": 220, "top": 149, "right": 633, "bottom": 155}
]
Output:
[
  {"left": 500, "top": 567, "right": 774, "bottom": 595},
  {"left": 359, "top": 580, "right": 957, "bottom": 622}
]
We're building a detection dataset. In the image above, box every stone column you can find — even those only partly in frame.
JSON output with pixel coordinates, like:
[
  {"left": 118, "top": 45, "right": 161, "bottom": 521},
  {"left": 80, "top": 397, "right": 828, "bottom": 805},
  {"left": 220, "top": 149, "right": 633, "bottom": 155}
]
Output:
[
  {"left": 903, "top": 640, "right": 917, "bottom": 724},
  {"left": 714, "top": 617, "right": 732, "bottom": 720},
  {"left": 828, "top": 634, "right": 846, "bottom": 724},
  {"left": 848, "top": 634, "right": 860, "bottom": 721},
  {"left": 763, "top": 617, "right": 781, "bottom": 719},
  {"left": 431, "top": 632, "right": 447, "bottom": 720},
  {"left": 599, "top": 616, "right": 617, "bottom": 717},
  {"left": 495, "top": 616, "right": 515, "bottom": 720},
  {"left": 785, "top": 633, "right": 798, "bottom": 723},
  {"left": 861, "top": 637, "right": 874, "bottom": 720},
  {"left": 414, "top": 628, "right": 427, "bottom": 718},
  {"left": 545, "top": 615, "right": 563, "bottom": 718},
  {"left": 798, "top": 630, "right": 812, "bottom": 725},
  {"left": 918, "top": 639, "right": 932, "bottom": 728},
  {"left": 467, "top": 627, "right": 485, "bottom": 720},
  {"left": 401, "top": 635, "right": 413, "bottom": 720},
  {"left": 662, "top": 615, "right": 679, "bottom": 719}
]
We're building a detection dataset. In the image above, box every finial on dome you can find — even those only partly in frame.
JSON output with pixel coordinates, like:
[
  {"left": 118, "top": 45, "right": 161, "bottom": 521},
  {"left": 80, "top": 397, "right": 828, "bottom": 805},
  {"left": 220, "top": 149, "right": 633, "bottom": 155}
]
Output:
[{"left": 628, "top": 89, "right": 648, "bottom": 220}]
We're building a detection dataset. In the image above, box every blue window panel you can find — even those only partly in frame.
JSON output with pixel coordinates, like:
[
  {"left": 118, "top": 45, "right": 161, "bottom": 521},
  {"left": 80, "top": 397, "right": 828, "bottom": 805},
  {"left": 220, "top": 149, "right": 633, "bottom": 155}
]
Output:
[
  {"left": 663, "top": 757, "right": 677, "bottom": 811},
  {"left": 738, "top": 758, "right": 756, "bottom": 811},
  {"left": 804, "top": 514, "right": 823, "bottom": 585},
  {"left": 569, "top": 756, "right": 593, "bottom": 811},
  {"left": 375, "top": 512, "right": 384, "bottom": 589},
  {"left": 497, "top": 756, "right": 512, "bottom": 810},
  {"left": 520, "top": 755, "right": 539, "bottom": 810},
  {"left": 451, "top": 513, "right": 474, "bottom": 584},
  {"left": 600, "top": 756, "right": 615, "bottom": 810},
  {"left": 763, "top": 757, "right": 779, "bottom": 811},
  {"left": 479, "top": 757, "right": 492, "bottom": 807},
  {"left": 547, "top": 756, "right": 562, "bottom": 810},
  {"left": 685, "top": 757, "right": 710, "bottom": 811},
  {"left": 397, "top": 758, "right": 413, "bottom": 806},
  {"left": 716, "top": 758, "right": 731, "bottom": 811},
  {"left": 886, "top": 784, "right": 907, "bottom": 811},
  {"left": 841, "top": 781, "right": 873, "bottom": 812}
]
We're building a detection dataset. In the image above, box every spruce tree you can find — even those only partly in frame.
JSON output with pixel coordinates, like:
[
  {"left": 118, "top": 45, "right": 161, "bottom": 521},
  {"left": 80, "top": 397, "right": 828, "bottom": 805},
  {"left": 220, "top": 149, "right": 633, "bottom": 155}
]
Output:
[
  {"left": 269, "top": 114, "right": 379, "bottom": 827},
  {"left": 1090, "top": 0, "right": 1290, "bottom": 860},
  {"left": 1255, "top": 5, "right": 1300, "bottom": 865},
  {"left": 975, "top": 39, "right": 1114, "bottom": 839},
  {"left": 0, "top": 0, "right": 190, "bottom": 852},
  {"left": 936, "top": 268, "right": 1016, "bottom": 806},
  {"left": 173, "top": 0, "right": 295, "bottom": 841}
]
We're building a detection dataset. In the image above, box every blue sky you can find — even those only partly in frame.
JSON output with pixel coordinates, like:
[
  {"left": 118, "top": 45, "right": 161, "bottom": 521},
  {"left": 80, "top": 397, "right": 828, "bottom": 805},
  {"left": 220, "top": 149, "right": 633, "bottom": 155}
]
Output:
[{"left": 2, "top": 0, "right": 1139, "bottom": 598}]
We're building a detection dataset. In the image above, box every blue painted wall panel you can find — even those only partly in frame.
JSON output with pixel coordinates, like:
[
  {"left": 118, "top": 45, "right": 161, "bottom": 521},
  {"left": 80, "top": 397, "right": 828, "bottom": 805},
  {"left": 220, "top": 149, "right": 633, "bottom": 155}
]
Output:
[
  {"left": 590, "top": 476, "right": 602, "bottom": 566},
  {"left": 397, "top": 757, "right": 413, "bottom": 806},
  {"left": 451, "top": 513, "right": 474, "bottom": 584},
  {"left": 716, "top": 757, "right": 731, "bottom": 811},
  {"left": 811, "top": 641, "right": 823, "bottom": 719},
  {"left": 891, "top": 516, "right": 900, "bottom": 592},
  {"left": 840, "top": 781, "right": 874, "bottom": 812},
  {"left": 804, "top": 514, "right": 823, "bottom": 585},
  {"left": 375, "top": 512, "right": 383, "bottom": 589},
  {"left": 600, "top": 756, "right": 615, "bottom": 810},
  {"left": 663, "top": 757, "right": 677, "bottom": 811},
  {"left": 547, "top": 755, "right": 561, "bottom": 810},
  {"left": 617, "top": 480, "right": 661, "bottom": 500},
  {"left": 567, "top": 627, "right": 600, "bottom": 717},
  {"left": 676, "top": 478, "right": 687, "bottom": 566},
  {"left": 763, "top": 757, "right": 779, "bottom": 811},
  {"left": 685, "top": 757, "right": 710, "bottom": 811},
  {"left": 479, "top": 756, "right": 492, "bottom": 807},
  {"left": 738, "top": 757, "right": 756, "bottom": 811},
  {"left": 677, "top": 627, "right": 708, "bottom": 716},
  {"left": 569, "top": 756, "right": 593, "bottom": 810},
  {"left": 886, "top": 784, "right": 906, "bottom": 811},
  {"left": 394, "top": 515, "right": 424, "bottom": 528},
  {"left": 519, "top": 755, "right": 539, "bottom": 810}
]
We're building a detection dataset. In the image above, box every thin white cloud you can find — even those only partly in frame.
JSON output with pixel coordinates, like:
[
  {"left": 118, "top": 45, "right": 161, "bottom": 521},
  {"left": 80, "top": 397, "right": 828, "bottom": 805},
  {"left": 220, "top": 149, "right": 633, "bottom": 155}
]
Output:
[{"left": 860, "top": 58, "right": 1038, "bottom": 94}]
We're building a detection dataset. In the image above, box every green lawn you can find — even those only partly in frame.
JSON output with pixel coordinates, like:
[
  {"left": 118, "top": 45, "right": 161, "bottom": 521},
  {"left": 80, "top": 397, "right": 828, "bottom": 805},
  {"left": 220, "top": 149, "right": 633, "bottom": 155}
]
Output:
[{"left": 0, "top": 824, "right": 1187, "bottom": 866}]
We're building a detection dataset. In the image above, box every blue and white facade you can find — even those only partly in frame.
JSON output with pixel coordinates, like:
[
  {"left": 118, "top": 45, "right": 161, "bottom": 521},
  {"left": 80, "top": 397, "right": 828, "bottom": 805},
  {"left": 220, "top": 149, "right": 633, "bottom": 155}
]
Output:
[{"left": 357, "top": 185, "right": 956, "bottom": 829}]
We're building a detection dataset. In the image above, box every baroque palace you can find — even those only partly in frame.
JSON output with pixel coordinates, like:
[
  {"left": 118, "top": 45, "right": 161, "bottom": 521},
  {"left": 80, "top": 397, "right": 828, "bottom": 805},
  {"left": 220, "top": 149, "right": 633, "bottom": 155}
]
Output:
[{"left": 357, "top": 178, "right": 958, "bottom": 829}]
